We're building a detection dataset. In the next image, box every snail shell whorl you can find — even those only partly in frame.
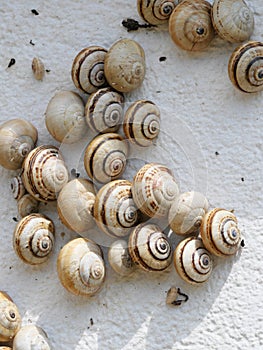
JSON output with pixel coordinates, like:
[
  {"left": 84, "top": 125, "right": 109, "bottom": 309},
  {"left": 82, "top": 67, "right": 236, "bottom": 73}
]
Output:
[
  {"left": 137, "top": 0, "right": 179, "bottom": 25},
  {"left": 108, "top": 239, "right": 136, "bottom": 276},
  {"left": 0, "top": 291, "right": 21, "bottom": 342},
  {"left": 17, "top": 194, "right": 39, "bottom": 218},
  {"left": 10, "top": 176, "right": 26, "bottom": 200},
  {"left": 12, "top": 325, "right": 52, "bottom": 350}
]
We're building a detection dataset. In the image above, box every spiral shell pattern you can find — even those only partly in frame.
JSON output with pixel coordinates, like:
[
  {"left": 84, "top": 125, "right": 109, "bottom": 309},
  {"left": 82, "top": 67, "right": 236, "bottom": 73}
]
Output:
[
  {"left": 17, "top": 194, "right": 39, "bottom": 218},
  {"left": 10, "top": 176, "right": 26, "bottom": 200},
  {"left": 0, "top": 292, "right": 21, "bottom": 342},
  {"left": 137, "top": 0, "right": 179, "bottom": 25},
  {"left": 13, "top": 325, "right": 52, "bottom": 350}
]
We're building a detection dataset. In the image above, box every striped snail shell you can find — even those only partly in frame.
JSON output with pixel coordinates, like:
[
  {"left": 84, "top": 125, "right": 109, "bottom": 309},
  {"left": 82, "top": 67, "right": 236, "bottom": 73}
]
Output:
[
  {"left": 169, "top": 0, "right": 214, "bottom": 51},
  {"left": 94, "top": 180, "right": 139, "bottom": 237},
  {"left": 123, "top": 100, "right": 160, "bottom": 147},
  {"left": 200, "top": 208, "right": 241, "bottom": 257},
  {"left": 137, "top": 0, "right": 180, "bottom": 25},
  {"left": 17, "top": 194, "right": 39, "bottom": 218},
  {"left": 71, "top": 46, "right": 108, "bottom": 94},
  {"left": 0, "top": 291, "right": 21, "bottom": 342},
  {"left": 10, "top": 176, "right": 26, "bottom": 200},
  {"left": 228, "top": 41, "right": 263, "bottom": 93},
  {"left": 57, "top": 238, "right": 105, "bottom": 296},
  {"left": 84, "top": 133, "right": 129, "bottom": 184},
  {"left": 174, "top": 237, "right": 213, "bottom": 284},
  {"left": 13, "top": 325, "right": 52, "bottom": 350},
  {"left": 128, "top": 223, "right": 172, "bottom": 271},
  {"left": 108, "top": 239, "right": 136, "bottom": 276},
  {"left": 13, "top": 214, "right": 55, "bottom": 265},
  {"left": 85, "top": 87, "right": 124, "bottom": 134}
]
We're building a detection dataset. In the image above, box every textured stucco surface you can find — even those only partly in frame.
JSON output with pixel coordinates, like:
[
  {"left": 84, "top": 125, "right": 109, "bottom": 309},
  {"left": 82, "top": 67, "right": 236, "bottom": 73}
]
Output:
[{"left": 0, "top": 1, "right": 263, "bottom": 349}]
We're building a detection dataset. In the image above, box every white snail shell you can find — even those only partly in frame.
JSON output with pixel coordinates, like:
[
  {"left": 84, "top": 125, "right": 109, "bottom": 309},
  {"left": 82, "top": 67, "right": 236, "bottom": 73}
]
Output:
[
  {"left": 174, "top": 237, "right": 213, "bottom": 284},
  {"left": 137, "top": 0, "right": 180, "bottom": 25},
  {"left": 108, "top": 239, "right": 136, "bottom": 276},
  {"left": 10, "top": 176, "right": 26, "bottom": 200},
  {"left": 123, "top": 100, "right": 160, "bottom": 147},
  {"left": 32, "top": 57, "right": 45, "bottom": 81},
  {"left": 200, "top": 208, "right": 242, "bottom": 256},
  {"left": 0, "top": 291, "right": 21, "bottom": 342},
  {"left": 57, "top": 238, "right": 105, "bottom": 296},
  {"left": 168, "top": 191, "right": 209, "bottom": 235},
  {"left": 0, "top": 119, "right": 38, "bottom": 170},
  {"left": 13, "top": 325, "right": 52, "bottom": 350},
  {"left": 17, "top": 194, "right": 39, "bottom": 218}
]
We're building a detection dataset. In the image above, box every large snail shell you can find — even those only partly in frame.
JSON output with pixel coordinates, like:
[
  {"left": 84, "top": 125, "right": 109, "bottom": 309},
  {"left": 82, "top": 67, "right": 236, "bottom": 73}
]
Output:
[
  {"left": 94, "top": 180, "right": 139, "bottom": 237},
  {"left": 228, "top": 41, "right": 263, "bottom": 93},
  {"left": 212, "top": 0, "right": 254, "bottom": 43},
  {"left": 57, "top": 238, "right": 105, "bottom": 296},
  {"left": 123, "top": 100, "right": 160, "bottom": 147},
  {"left": 169, "top": 0, "right": 214, "bottom": 51},
  {"left": 57, "top": 178, "right": 96, "bottom": 235},
  {"left": 45, "top": 91, "right": 88, "bottom": 144},
  {"left": 85, "top": 87, "right": 124, "bottom": 134},
  {"left": 104, "top": 39, "right": 146, "bottom": 93},
  {"left": 200, "top": 208, "right": 241, "bottom": 256},
  {"left": 0, "top": 291, "right": 21, "bottom": 342},
  {"left": 108, "top": 240, "right": 136, "bottom": 276},
  {"left": 137, "top": 0, "right": 180, "bottom": 25},
  {"left": 0, "top": 119, "right": 38, "bottom": 170},
  {"left": 132, "top": 163, "right": 179, "bottom": 218},
  {"left": 174, "top": 237, "right": 213, "bottom": 284},
  {"left": 13, "top": 325, "right": 52, "bottom": 350},
  {"left": 13, "top": 214, "right": 55, "bottom": 265},
  {"left": 168, "top": 191, "right": 209, "bottom": 235},
  {"left": 71, "top": 46, "right": 108, "bottom": 94},
  {"left": 10, "top": 176, "right": 26, "bottom": 200},
  {"left": 17, "top": 194, "right": 39, "bottom": 218},
  {"left": 84, "top": 133, "right": 129, "bottom": 184},
  {"left": 22, "top": 145, "right": 68, "bottom": 202}
]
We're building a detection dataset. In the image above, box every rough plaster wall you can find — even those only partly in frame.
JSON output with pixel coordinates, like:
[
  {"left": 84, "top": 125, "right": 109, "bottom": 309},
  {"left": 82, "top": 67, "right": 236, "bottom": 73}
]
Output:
[{"left": 0, "top": 0, "right": 262, "bottom": 349}]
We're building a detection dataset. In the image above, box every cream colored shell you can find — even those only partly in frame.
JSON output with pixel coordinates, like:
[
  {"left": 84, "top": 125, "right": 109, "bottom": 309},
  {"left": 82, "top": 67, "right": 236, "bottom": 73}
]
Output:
[
  {"left": 137, "top": 0, "right": 180, "bottom": 25},
  {"left": 17, "top": 194, "right": 39, "bottom": 218},
  {"left": 0, "top": 291, "right": 21, "bottom": 342},
  {"left": 32, "top": 57, "right": 45, "bottom": 80},
  {"left": 108, "top": 239, "right": 136, "bottom": 276},
  {"left": 10, "top": 176, "right": 26, "bottom": 200},
  {"left": 13, "top": 325, "right": 52, "bottom": 350}
]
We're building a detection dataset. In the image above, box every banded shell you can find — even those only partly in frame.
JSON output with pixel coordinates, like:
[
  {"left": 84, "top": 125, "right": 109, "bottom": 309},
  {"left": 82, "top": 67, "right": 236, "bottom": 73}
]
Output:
[
  {"left": 32, "top": 57, "right": 45, "bottom": 80},
  {"left": 10, "top": 176, "right": 26, "bottom": 200},
  {"left": 17, "top": 194, "right": 39, "bottom": 218},
  {"left": 0, "top": 291, "right": 21, "bottom": 342},
  {"left": 137, "top": 0, "right": 180, "bottom": 25},
  {"left": 123, "top": 100, "right": 160, "bottom": 147},
  {"left": 13, "top": 325, "right": 52, "bottom": 350},
  {"left": 108, "top": 239, "right": 136, "bottom": 276}
]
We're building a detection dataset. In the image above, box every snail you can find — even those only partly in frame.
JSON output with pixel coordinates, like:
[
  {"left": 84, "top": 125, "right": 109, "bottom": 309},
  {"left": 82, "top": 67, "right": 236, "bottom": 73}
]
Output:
[
  {"left": 137, "top": 0, "right": 180, "bottom": 25},
  {"left": 57, "top": 178, "right": 96, "bottom": 235},
  {"left": 108, "top": 239, "right": 136, "bottom": 276},
  {"left": 12, "top": 325, "right": 52, "bottom": 350},
  {"left": 0, "top": 119, "right": 38, "bottom": 170},
  {"left": 228, "top": 41, "right": 263, "bottom": 93},
  {"left": 71, "top": 46, "right": 108, "bottom": 94},
  {"left": 123, "top": 100, "right": 160, "bottom": 147},
  {"left": 169, "top": 0, "right": 214, "bottom": 51},
  {"left": 132, "top": 163, "right": 179, "bottom": 218},
  {"left": 85, "top": 87, "right": 124, "bottom": 134},
  {"left": 174, "top": 237, "right": 213, "bottom": 284},
  {"left": 84, "top": 133, "right": 129, "bottom": 184},
  {"left": 57, "top": 238, "right": 105, "bottom": 296},
  {"left": 13, "top": 213, "right": 55, "bottom": 265},
  {"left": 32, "top": 57, "right": 45, "bottom": 81},
  {"left": 94, "top": 180, "right": 139, "bottom": 237},
  {"left": 104, "top": 39, "right": 146, "bottom": 93},
  {"left": 211, "top": 0, "right": 254, "bottom": 43},
  {"left": 0, "top": 291, "right": 21, "bottom": 342},
  {"left": 200, "top": 208, "right": 242, "bottom": 256},
  {"left": 10, "top": 176, "right": 26, "bottom": 200},
  {"left": 45, "top": 91, "right": 88, "bottom": 144},
  {"left": 129, "top": 223, "right": 172, "bottom": 271},
  {"left": 17, "top": 194, "right": 39, "bottom": 218},
  {"left": 21, "top": 145, "right": 69, "bottom": 202},
  {"left": 168, "top": 191, "right": 209, "bottom": 235}
]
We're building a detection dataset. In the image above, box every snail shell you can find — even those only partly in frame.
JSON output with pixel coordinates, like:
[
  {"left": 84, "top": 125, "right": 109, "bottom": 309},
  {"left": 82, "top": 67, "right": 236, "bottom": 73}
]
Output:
[
  {"left": 132, "top": 163, "right": 179, "bottom": 218},
  {"left": 104, "top": 39, "right": 146, "bottom": 93},
  {"left": 71, "top": 46, "right": 108, "bottom": 94},
  {"left": 108, "top": 239, "right": 136, "bottom": 276},
  {"left": 17, "top": 194, "right": 39, "bottom": 218},
  {"left": 57, "top": 238, "right": 105, "bottom": 296},
  {"left": 0, "top": 119, "right": 38, "bottom": 170},
  {"left": 94, "top": 180, "right": 139, "bottom": 237},
  {"left": 168, "top": 191, "right": 209, "bottom": 235},
  {"left": 84, "top": 133, "right": 129, "bottom": 184},
  {"left": 10, "top": 176, "right": 26, "bottom": 200},
  {"left": 21, "top": 145, "right": 68, "bottom": 202},
  {"left": 0, "top": 291, "right": 21, "bottom": 342},
  {"left": 123, "top": 100, "right": 160, "bottom": 147},
  {"left": 45, "top": 91, "right": 88, "bottom": 144},
  {"left": 57, "top": 178, "right": 96, "bottom": 235},
  {"left": 174, "top": 237, "right": 213, "bottom": 284},
  {"left": 211, "top": 0, "right": 254, "bottom": 43},
  {"left": 228, "top": 41, "right": 263, "bottom": 93},
  {"left": 129, "top": 223, "right": 172, "bottom": 271},
  {"left": 200, "top": 208, "right": 241, "bottom": 256},
  {"left": 32, "top": 57, "right": 45, "bottom": 81},
  {"left": 137, "top": 0, "right": 180, "bottom": 25},
  {"left": 13, "top": 325, "right": 52, "bottom": 350},
  {"left": 169, "top": 0, "right": 214, "bottom": 51}
]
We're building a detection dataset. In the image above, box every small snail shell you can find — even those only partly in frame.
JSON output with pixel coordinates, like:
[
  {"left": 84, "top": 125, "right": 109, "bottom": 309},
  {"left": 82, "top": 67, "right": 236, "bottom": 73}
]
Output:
[
  {"left": 85, "top": 87, "right": 124, "bottom": 134},
  {"left": 71, "top": 46, "right": 108, "bottom": 94},
  {"left": 200, "top": 208, "right": 241, "bottom": 256},
  {"left": 168, "top": 191, "right": 209, "bottom": 235},
  {"left": 57, "top": 178, "right": 96, "bottom": 235},
  {"left": 104, "top": 39, "right": 146, "bottom": 93},
  {"left": 174, "top": 237, "right": 213, "bottom": 284},
  {"left": 84, "top": 133, "right": 129, "bottom": 184},
  {"left": 0, "top": 119, "right": 38, "bottom": 170},
  {"left": 129, "top": 223, "right": 172, "bottom": 271},
  {"left": 32, "top": 57, "right": 45, "bottom": 80},
  {"left": 13, "top": 325, "right": 52, "bottom": 350},
  {"left": 132, "top": 163, "right": 179, "bottom": 218},
  {"left": 94, "top": 180, "right": 139, "bottom": 237},
  {"left": 10, "top": 176, "right": 26, "bottom": 200},
  {"left": 45, "top": 91, "right": 88, "bottom": 144},
  {"left": 228, "top": 41, "right": 263, "bottom": 93},
  {"left": 0, "top": 291, "right": 21, "bottom": 342},
  {"left": 57, "top": 238, "right": 105, "bottom": 296},
  {"left": 137, "top": 0, "right": 180, "bottom": 25},
  {"left": 123, "top": 100, "right": 160, "bottom": 147},
  {"left": 211, "top": 0, "right": 254, "bottom": 43},
  {"left": 22, "top": 145, "right": 69, "bottom": 202},
  {"left": 108, "top": 239, "right": 136, "bottom": 276},
  {"left": 13, "top": 213, "right": 55, "bottom": 265},
  {"left": 169, "top": 0, "right": 214, "bottom": 51},
  {"left": 17, "top": 194, "right": 39, "bottom": 218}
]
